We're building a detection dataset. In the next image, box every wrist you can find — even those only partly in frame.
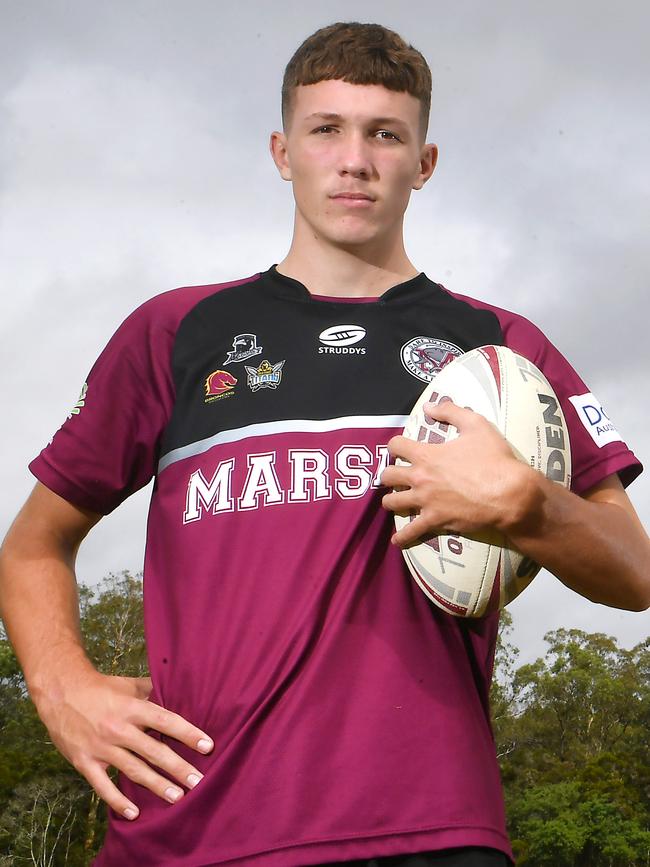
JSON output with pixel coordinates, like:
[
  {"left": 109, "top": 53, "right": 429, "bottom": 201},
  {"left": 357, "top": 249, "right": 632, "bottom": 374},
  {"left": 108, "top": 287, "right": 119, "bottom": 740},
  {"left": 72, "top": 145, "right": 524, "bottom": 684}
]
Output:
[
  {"left": 495, "top": 460, "right": 547, "bottom": 538},
  {"left": 27, "top": 643, "right": 98, "bottom": 713}
]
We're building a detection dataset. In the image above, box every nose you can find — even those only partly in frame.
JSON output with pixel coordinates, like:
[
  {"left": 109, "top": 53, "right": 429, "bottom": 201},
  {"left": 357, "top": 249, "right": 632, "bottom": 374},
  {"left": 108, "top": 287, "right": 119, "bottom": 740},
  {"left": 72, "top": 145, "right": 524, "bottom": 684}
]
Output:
[{"left": 337, "top": 132, "right": 373, "bottom": 178}]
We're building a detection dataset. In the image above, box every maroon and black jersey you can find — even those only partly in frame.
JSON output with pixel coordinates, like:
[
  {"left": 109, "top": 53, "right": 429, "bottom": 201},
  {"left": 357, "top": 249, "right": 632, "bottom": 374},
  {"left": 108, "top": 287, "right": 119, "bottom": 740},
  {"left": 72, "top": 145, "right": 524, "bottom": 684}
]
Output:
[{"left": 30, "top": 266, "right": 641, "bottom": 866}]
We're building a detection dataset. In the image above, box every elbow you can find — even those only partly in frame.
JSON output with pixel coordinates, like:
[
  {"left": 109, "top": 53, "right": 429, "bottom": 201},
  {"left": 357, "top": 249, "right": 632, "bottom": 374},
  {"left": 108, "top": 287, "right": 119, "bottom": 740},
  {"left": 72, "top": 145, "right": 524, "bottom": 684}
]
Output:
[
  {"left": 631, "top": 537, "right": 650, "bottom": 610},
  {"left": 621, "top": 574, "right": 650, "bottom": 612},
  {"left": 586, "top": 572, "right": 650, "bottom": 612},
  {"left": 630, "top": 586, "right": 650, "bottom": 612}
]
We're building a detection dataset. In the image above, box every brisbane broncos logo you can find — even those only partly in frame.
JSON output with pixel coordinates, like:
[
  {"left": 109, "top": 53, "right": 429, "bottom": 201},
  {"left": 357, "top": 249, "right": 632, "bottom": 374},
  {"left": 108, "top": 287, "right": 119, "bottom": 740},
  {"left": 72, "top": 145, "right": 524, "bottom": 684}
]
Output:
[{"left": 204, "top": 370, "right": 237, "bottom": 403}]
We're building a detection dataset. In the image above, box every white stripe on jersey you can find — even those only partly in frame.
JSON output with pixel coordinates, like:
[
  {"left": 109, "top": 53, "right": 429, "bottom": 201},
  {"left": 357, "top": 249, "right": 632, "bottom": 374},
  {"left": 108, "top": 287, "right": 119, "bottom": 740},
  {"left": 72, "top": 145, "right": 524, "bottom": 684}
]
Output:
[{"left": 158, "top": 415, "right": 408, "bottom": 473}]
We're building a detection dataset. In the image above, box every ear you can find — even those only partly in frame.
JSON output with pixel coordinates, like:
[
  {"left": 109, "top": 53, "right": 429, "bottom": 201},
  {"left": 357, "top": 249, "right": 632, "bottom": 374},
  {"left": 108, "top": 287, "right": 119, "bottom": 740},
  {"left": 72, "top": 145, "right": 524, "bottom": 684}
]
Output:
[
  {"left": 412, "top": 143, "right": 438, "bottom": 191},
  {"left": 269, "top": 131, "right": 292, "bottom": 181}
]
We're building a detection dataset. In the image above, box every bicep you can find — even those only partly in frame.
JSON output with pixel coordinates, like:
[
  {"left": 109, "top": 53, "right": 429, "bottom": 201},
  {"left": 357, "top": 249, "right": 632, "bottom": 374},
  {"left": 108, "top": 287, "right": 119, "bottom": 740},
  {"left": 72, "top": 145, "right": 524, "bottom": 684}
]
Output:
[{"left": 582, "top": 473, "right": 646, "bottom": 530}]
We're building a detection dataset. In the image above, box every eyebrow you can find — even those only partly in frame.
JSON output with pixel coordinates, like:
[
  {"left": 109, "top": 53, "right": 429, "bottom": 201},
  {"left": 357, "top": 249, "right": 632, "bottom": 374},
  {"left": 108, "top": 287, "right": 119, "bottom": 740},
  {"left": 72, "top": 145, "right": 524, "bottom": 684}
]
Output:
[{"left": 304, "top": 112, "right": 409, "bottom": 128}]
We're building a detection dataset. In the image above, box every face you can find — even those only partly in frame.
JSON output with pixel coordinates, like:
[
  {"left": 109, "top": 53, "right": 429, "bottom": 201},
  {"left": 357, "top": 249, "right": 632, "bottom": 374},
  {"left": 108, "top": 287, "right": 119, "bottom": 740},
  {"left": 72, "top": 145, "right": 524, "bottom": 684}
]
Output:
[{"left": 270, "top": 79, "right": 437, "bottom": 251}]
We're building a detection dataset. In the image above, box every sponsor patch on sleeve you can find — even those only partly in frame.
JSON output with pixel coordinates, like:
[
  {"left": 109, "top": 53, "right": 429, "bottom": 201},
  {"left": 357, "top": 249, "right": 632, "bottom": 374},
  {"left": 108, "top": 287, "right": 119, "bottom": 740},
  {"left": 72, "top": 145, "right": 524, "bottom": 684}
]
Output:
[
  {"left": 568, "top": 392, "right": 623, "bottom": 448},
  {"left": 68, "top": 382, "right": 88, "bottom": 418}
]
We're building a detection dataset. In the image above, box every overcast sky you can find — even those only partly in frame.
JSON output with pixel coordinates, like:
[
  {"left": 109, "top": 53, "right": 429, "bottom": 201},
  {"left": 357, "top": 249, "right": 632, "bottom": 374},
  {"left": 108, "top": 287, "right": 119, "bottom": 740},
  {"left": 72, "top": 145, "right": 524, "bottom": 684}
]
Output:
[{"left": 1, "top": 0, "right": 648, "bottom": 664}]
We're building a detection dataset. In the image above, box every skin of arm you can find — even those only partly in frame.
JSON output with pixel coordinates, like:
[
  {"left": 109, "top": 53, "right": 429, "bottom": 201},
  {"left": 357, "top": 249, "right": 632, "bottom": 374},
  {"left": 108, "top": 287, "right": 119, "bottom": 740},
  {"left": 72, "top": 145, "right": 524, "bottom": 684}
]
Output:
[
  {"left": 0, "top": 482, "right": 214, "bottom": 820},
  {"left": 381, "top": 400, "right": 650, "bottom": 612}
]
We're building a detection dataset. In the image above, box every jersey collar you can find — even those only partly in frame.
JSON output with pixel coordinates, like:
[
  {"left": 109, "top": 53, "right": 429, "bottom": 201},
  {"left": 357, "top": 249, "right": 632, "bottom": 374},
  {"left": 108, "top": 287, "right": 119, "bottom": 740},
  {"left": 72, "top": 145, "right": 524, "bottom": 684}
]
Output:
[{"left": 264, "top": 264, "right": 433, "bottom": 305}]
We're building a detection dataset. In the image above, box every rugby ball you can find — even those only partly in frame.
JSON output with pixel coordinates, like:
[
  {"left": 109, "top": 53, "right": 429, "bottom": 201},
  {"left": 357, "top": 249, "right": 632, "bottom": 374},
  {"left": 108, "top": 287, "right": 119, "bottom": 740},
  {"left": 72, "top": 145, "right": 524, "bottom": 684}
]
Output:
[{"left": 394, "top": 345, "right": 572, "bottom": 617}]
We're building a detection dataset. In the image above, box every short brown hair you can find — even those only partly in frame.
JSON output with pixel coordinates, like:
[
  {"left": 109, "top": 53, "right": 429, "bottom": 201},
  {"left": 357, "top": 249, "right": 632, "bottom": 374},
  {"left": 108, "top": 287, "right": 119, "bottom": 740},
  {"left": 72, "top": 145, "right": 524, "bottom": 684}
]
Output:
[{"left": 282, "top": 22, "right": 432, "bottom": 140}]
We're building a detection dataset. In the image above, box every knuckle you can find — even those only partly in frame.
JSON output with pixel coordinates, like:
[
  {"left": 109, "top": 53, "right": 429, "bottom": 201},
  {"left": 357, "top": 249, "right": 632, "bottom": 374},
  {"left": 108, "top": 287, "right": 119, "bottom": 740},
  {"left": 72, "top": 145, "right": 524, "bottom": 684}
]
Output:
[
  {"left": 411, "top": 468, "right": 428, "bottom": 489},
  {"left": 89, "top": 780, "right": 111, "bottom": 803},
  {"left": 148, "top": 741, "right": 178, "bottom": 772},
  {"left": 419, "top": 509, "right": 436, "bottom": 528},
  {"left": 82, "top": 766, "right": 119, "bottom": 806},
  {"left": 150, "top": 706, "right": 171, "bottom": 730},
  {"left": 124, "top": 695, "right": 147, "bottom": 721},
  {"left": 101, "top": 788, "right": 129, "bottom": 814},
  {"left": 171, "top": 758, "right": 194, "bottom": 783},
  {"left": 71, "top": 753, "right": 90, "bottom": 775},
  {"left": 121, "top": 755, "right": 147, "bottom": 782},
  {"left": 98, "top": 716, "right": 126, "bottom": 742}
]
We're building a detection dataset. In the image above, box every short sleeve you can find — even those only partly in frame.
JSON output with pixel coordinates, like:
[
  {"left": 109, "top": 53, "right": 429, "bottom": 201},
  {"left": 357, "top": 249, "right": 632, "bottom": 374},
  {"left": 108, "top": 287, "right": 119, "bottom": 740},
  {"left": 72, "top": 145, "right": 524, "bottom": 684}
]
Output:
[
  {"left": 445, "top": 287, "right": 643, "bottom": 495},
  {"left": 499, "top": 315, "right": 643, "bottom": 494},
  {"left": 29, "top": 297, "right": 178, "bottom": 515},
  {"left": 28, "top": 274, "right": 260, "bottom": 513}
]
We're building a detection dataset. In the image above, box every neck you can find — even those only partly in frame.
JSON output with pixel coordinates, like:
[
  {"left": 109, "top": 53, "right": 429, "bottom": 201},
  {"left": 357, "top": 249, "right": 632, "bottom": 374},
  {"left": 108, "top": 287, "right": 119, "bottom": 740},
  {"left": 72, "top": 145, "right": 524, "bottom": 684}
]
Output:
[{"left": 276, "top": 215, "right": 420, "bottom": 298}]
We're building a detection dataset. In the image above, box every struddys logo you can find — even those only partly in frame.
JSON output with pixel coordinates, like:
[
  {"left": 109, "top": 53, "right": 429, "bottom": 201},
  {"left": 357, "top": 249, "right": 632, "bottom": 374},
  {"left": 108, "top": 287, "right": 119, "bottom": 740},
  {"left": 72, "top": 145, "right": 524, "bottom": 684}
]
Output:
[
  {"left": 245, "top": 359, "right": 285, "bottom": 392},
  {"left": 224, "top": 333, "right": 263, "bottom": 365},
  {"left": 568, "top": 392, "right": 623, "bottom": 448},
  {"left": 400, "top": 337, "right": 462, "bottom": 382},
  {"left": 204, "top": 370, "right": 237, "bottom": 403},
  {"left": 318, "top": 324, "right": 366, "bottom": 355}
]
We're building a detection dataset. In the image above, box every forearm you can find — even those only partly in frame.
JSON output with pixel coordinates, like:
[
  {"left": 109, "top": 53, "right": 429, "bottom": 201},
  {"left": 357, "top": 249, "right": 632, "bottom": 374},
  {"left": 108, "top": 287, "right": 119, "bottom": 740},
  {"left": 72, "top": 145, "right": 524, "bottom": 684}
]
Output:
[
  {"left": 502, "top": 467, "right": 650, "bottom": 611},
  {"left": 0, "top": 514, "right": 96, "bottom": 709}
]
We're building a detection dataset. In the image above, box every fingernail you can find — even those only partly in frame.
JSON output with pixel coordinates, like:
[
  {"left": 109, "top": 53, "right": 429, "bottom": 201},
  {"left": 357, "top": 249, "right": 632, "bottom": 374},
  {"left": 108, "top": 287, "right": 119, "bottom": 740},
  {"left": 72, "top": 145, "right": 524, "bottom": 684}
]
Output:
[
  {"left": 123, "top": 807, "right": 138, "bottom": 820},
  {"left": 165, "top": 786, "right": 183, "bottom": 803},
  {"left": 197, "top": 738, "right": 213, "bottom": 752},
  {"left": 187, "top": 772, "right": 203, "bottom": 788}
]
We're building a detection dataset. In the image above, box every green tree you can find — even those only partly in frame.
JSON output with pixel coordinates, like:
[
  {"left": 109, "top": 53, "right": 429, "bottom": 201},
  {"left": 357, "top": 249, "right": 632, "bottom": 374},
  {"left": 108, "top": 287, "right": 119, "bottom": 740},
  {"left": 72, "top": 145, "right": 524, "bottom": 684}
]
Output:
[
  {"left": 495, "top": 627, "right": 650, "bottom": 867},
  {"left": 0, "top": 776, "right": 86, "bottom": 866},
  {"left": 491, "top": 609, "right": 520, "bottom": 762},
  {"left": 79, "top": 572, "right": 147, "bottom": 677},
  {"left": 76, "top": 572, "right": 148, "bottom": 858},
  {"left": 0, "top": 572, "right": 146, "bottom": 865}
]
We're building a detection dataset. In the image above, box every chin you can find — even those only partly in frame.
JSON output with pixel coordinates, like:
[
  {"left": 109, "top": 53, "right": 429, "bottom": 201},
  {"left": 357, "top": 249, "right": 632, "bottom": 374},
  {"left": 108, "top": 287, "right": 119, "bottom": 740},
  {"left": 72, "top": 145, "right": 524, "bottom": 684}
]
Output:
[{"left": 321, "top": 222, "right": 382, "bottom": 248}]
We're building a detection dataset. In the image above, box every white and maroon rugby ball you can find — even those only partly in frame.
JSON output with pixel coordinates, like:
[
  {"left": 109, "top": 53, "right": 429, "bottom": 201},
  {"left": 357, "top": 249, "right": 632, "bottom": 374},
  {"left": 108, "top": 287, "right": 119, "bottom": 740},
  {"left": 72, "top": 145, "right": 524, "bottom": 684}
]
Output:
[{"left": 394, "top": 345, "right": 572, "bottom": 618}]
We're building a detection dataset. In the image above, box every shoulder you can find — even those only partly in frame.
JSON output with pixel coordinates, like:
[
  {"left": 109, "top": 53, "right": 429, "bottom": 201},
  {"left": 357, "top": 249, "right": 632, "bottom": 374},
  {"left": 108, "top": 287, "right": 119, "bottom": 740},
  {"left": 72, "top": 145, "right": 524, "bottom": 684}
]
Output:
[
  {"left": 438, "top": 284, "right": 552, "bottom": 362},
  {"left": 441, "top": 286, "right": 549, "bottom": 352},
  {"left": 436, "top": 283, "right": 590, "bottom": 414},
  {"left": 122, "top": 271, "right": 263, "bottom": 340},
  {"left": 438, "top": 283, "right": 643, "bottom": 491},
  {"left": 81, "top": 271, "right": 264, "bottom": 388}
]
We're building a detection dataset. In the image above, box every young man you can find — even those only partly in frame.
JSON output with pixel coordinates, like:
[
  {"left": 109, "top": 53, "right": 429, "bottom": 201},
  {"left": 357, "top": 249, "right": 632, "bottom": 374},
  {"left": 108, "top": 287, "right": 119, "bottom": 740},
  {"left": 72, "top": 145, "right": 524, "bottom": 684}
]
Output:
[{"left": 0, "top": 21, "right": 648, "bottom": 867}]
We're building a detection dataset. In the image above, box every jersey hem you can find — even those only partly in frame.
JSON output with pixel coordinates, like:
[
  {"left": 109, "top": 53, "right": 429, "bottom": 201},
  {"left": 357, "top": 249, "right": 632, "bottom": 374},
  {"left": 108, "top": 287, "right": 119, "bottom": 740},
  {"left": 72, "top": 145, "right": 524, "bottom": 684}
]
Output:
[
  {"left": 132, "top": 825, "right": 514, "bottom": 867},
  {"left": 29, "top": 455, "right": 117, "bottom": 515},
  {"left": 570, "top": 449, "right": 642, "bottom": 495}
]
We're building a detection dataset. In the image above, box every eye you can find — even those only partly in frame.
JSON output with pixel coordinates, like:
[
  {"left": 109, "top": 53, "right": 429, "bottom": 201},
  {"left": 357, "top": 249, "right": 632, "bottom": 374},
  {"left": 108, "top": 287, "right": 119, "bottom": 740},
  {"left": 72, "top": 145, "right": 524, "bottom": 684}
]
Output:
[
  {"left": 375, "top": 130, "right": 401, "bottom": 142},
  {"left": 313, "top": 125, "right": 337, "bottom": 134}
]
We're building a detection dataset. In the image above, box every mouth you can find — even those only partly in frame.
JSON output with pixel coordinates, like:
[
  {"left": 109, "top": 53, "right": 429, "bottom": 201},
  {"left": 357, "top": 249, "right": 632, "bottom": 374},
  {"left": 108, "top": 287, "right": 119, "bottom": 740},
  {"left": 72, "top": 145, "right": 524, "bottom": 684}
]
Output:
[
  {"left": 330, "top": 192, "right": 375, "bottom": 208},
  {"left": 330, "top": 192, "right": 375, "bottom": 201}
]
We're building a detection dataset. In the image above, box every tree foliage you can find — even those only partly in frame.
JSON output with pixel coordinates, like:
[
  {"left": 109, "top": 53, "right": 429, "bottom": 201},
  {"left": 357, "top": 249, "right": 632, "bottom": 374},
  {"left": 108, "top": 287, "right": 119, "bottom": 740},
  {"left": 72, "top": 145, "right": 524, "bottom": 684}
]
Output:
[
  {"left": 492, "top": 624, "right": 650, "bottom": 866},
  {"left": 0, "top": 572, "right": 146, "bottom": 865},
  {"left": 0, "top": 575, "right": 648, "bottom": 865}
]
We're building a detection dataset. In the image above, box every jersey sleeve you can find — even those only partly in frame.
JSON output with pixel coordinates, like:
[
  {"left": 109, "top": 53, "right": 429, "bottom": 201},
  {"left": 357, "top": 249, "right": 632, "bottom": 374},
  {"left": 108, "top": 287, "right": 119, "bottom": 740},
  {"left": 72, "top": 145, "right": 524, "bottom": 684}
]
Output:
[
  {"left": 499, "top": 313, "right": 642, "bottom": 495},
  {"left": 444, "top": 287, "right": 642, "bottom": 495},
  {"left": 29, "top": 296, "right": 178, "bottom": 515}
]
